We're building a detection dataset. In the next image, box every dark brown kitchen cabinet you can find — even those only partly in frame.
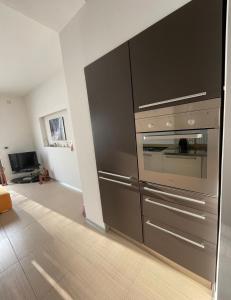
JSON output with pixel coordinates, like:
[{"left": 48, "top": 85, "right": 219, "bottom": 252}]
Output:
[
  {"left": 99, "top": 177, "right": 142, "bottom": 242},
  {"left": 85, "top": 43, "right": 142, "bottom": 241},
  {"left": 143, "top": 216, "right": 216, "bottom": 282},
  {"left": 129, "top": 0, "right": 224, "bottom": 111},
  {"left": 142, "top": 194, "right": 218, "bottom": 244},
  {"left": 85, "top": 43, "right": 138, "bottom": 178}
]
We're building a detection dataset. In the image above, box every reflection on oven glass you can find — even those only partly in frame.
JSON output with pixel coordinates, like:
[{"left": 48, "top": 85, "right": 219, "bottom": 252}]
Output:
[{"left": 142, "top": 130, "right": 207, "bottom": 178}]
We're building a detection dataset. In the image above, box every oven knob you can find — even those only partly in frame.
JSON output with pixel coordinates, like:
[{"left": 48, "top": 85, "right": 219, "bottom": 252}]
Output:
[
  {"left": 188, "top": 119, "right": 195, "bottom": 126},
  {"left": 166, "top": 121, "right": 173, "bottom": 127},
  {"left": 148, "top": 123, "right": 154, "bottom": 128}
]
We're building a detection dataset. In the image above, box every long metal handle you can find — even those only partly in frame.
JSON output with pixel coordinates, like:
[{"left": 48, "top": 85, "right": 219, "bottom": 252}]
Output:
[
  {"left": 143, "top": 134, "right": 203, "bottom": 141},
  {"left": 143, "top": 153, "right": 198, "bottom": 160},
  {"left": 146, "top": 220, "right": 205, "bottom": 249},
  {"left": 98, "top": 171, "right": 131, "bottom": 180},
  {"left": 139, "top": 92, "right": 207, "bottom": 109},
  {"left": 143, "top": 187, "right": 206, "bottom": 205},
  {"left": 99, "top": 176, "right": 132, "bottom": 187},
  {"left": 144, "top": 198, "right": 206, "bottom": 220},
  {"left": 164, "top": 155, "right": 198, "bottom": 160}
]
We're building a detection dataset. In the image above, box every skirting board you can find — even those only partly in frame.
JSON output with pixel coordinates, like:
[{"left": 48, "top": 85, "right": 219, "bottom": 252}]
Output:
[
  {"left": 58, "top": 181, "right": 82, "bottom": 193},
  {"left": 58, "top": 181, "right": 108, "bottom": 234},
  {"left": 85, "top": 218, "right": 107, "bottom": 233}
]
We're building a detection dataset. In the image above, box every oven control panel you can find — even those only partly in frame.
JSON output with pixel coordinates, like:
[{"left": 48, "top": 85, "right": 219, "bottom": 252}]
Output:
[{"left": 135, "top": 99, "right": 220, "bottom": 133}]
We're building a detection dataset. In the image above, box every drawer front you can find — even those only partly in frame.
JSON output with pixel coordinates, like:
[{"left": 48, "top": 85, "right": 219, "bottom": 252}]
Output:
[
  {"left": 143, "top": 217, "right": 217, "bottom": 282},
  {"left": 99, "top": 177, "right": 143, "bottom": 242},
  {"left": 141, "top": 183, "right": 218, "bottom": 215},
  {"left": 142, "top": 195, "right": 218, "bottom": 244}
]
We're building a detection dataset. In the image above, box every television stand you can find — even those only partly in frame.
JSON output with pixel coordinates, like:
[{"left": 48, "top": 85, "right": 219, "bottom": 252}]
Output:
[{"left": 11, "top": 172, "right": 39, "bottom": 184}]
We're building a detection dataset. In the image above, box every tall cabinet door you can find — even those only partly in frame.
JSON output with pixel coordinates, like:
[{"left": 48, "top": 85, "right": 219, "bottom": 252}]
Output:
[
  {"left": 85, "top": 43, "right": 138, "bottom": 179},
  {"left": 129, "top": 0, "right": 224, "bottom": 111},
  {"left": 85, "top": 43, "right": 142, "bottom": 241}
]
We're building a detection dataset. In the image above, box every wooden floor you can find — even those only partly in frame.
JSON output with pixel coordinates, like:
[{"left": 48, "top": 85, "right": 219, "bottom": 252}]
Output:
[{"left": 0, "top": 182, "right": 212, "bottom": 300}]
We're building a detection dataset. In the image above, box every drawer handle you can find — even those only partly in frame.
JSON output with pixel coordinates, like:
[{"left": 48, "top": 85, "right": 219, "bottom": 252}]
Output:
[
  {"left": 139, "top": 92, "right": 207, "bottom": 109},
  {"left": 145, "top": 198, "right": 206, "bottom": 220},
  {"left": 146, "top": 220, "right": 205, "bottom": 249},
  {"left": 99, "top": 176, "right": 132, "bottom": 187},
  {"left": 98, "top": 171, "right": 132, "bottom": 180},
  {"left": 143, "top": 187, "right": 206, "bottom": 205}
]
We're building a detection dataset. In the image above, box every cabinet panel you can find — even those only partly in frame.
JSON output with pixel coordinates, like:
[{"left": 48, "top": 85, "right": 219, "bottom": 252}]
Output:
[
  {"left": 143, "top": 217, "right": 216, "bottom": 281},
  {"left": 130, "top": 0, "right": 224, "bottom": 111},
  {"left": 99, "top": 178, "right": 143, "bottom": 242},
  {"left": 142, "top": 182, "right": 218, "bottom": 215},
  {"left": 85, "top": 43, "right": 138, "bottom": 178},
  {"left": 142, "top": 195, "right": 218, "bottom": 244}
]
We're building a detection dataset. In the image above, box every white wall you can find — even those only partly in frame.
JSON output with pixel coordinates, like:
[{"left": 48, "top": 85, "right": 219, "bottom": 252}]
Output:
[
  {"left": 216, "top": 1, "right": 231, "bottom": 299},
  {"left": 60, "top": 0, "right": 191, "bottom": 228},
  {"left": 0, "top": 96, "right": 35, "bottom": 179},
  {"left": 25, "top": 70, "right": 82, "bottom": 190},
  {"left": 43, "top": 110, "right": 71, "bottom": 146}
]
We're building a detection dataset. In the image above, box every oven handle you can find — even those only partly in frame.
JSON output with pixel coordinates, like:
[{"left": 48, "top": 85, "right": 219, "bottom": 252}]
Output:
[
  {"left": 164, "top": 155, "right": 198, "bottom": 160},
  {"left": 143, "top": 187, "right": 206, "bottom": 205},
  {"left": 143, "top": 134, "right": 203, "bottom": 140},
  {"left": 146, "top": 220, "right": 205, "bottom": 249},
  {"left": 144, "top": 198, "right": 206, "bottom": 220}
]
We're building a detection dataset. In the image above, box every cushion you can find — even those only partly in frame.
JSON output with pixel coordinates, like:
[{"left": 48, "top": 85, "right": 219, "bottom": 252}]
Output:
[{"left": 0, "top": 187, "right": 12, "bottom": 213}]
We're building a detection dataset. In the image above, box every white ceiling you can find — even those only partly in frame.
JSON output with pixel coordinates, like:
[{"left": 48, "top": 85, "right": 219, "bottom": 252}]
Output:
[
  {"left": 0, "top": 1, "right": 85, "bottom": 96},
  {"left": 0, "top": 0, "right": 85, "bottom": 31},
  {"left": 0, "top": 2, "right": 64, "bottom": 96}
]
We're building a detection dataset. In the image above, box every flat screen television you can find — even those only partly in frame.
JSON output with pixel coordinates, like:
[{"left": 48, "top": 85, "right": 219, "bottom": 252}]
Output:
[{"left": 8, "top": 152, "right": 39, "bottom": 173}]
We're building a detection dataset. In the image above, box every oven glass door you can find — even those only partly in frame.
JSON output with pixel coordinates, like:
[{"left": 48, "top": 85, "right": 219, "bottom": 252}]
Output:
[{"left": 137, "top": 129, "right": 219, "bottom": 196}]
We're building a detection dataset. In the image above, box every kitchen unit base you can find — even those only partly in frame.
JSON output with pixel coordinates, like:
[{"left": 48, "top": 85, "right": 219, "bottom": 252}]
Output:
[
  {"left": 142, "top": 193, "right": 218, "bottom": 244},
  {"left": 143, "top": 217, "right": 216, "bottom": 282},
  {"left": 109, "top": 227, "right": 213, "bottom": 289},
  {"left": 140, "top": 182, "right": 218, "bottom": 283}
]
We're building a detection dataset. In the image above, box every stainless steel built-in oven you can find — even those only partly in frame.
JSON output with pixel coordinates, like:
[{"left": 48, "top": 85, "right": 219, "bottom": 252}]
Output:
[{"left": 135, "top": 99, "right": 221, "bottom": 196}]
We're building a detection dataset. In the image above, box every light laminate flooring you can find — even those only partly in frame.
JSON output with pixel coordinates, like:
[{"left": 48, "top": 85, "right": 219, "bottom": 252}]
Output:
[{"left": 0, "top": 182, "right": 212, "bottom": 300}]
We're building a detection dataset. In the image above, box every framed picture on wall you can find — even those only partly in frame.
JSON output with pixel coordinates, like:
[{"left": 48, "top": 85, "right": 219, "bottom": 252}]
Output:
[{"left": 49, "top": 117, "right": 67, "bottom": 141}]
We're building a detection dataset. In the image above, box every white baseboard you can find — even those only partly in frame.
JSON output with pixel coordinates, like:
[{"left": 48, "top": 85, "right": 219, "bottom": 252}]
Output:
[
  {"left": 85, "top": 218, "right": 107, "bottom": 233},
  {"left": 58, "top": 182, "right": 106, "bottom": 233},
  {"left": 59, "top": 181, "right": 82, "bottom": 193}
]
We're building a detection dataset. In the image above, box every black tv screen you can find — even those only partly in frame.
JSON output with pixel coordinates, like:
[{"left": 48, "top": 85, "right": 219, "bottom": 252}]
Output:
[{"left": 8, "top": 152, "right": 39, "bottom": 173}]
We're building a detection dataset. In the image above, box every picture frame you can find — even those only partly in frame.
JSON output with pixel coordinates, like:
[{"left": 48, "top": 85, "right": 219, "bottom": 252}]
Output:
[{"left": 49, "top": 117, "right": 67, "bottom": 141}]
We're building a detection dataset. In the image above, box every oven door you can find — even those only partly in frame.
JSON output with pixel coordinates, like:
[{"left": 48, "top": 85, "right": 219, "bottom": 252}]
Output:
[{"left": 137, "top": 129, "right": 219, "bottom": 196}]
